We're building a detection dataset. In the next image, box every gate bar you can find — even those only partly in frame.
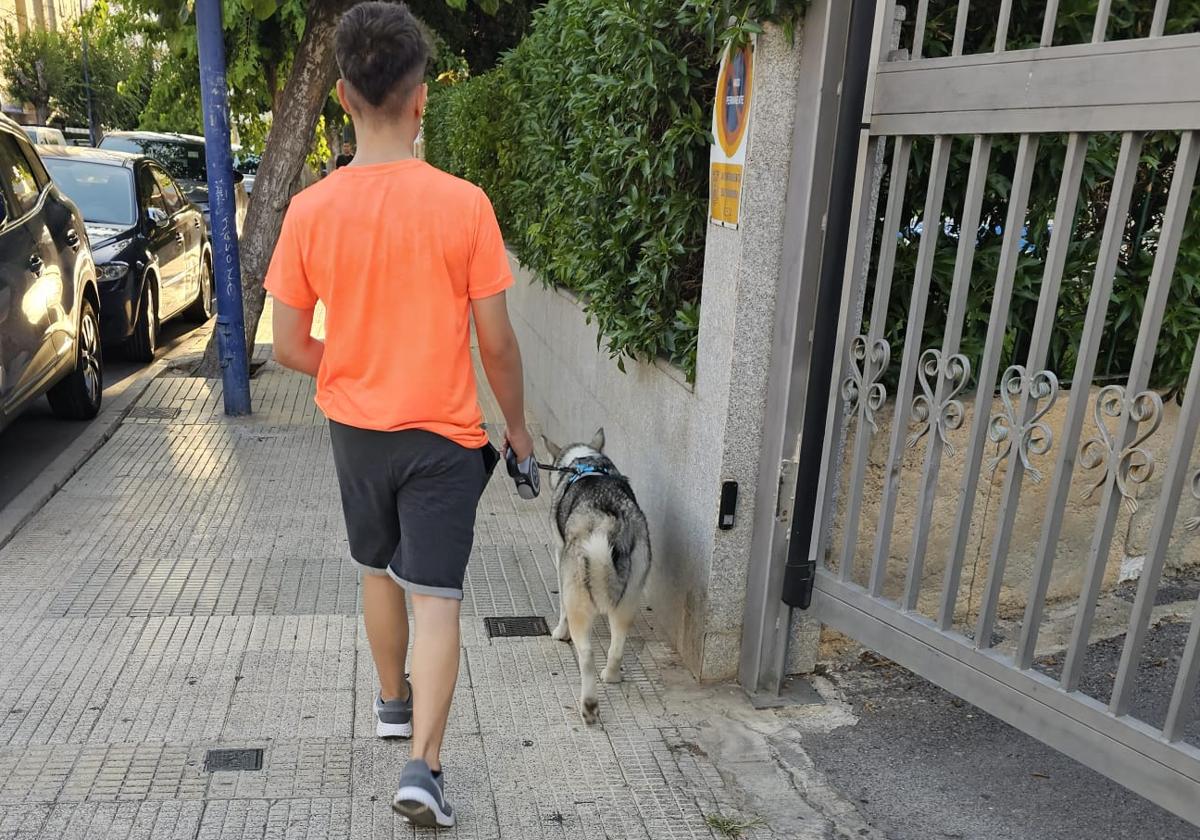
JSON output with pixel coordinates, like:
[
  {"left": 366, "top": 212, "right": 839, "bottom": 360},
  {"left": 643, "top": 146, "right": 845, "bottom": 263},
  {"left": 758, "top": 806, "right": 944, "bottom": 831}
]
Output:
[
  {"left": 940, "top": 132, "right": 1038, "bottom": 645},
  {"left": 1094, "top": 0, "right": 1113, "bottom": 42},
  {"left": 1113, "top": 135, "right": 1200, "bottom": 715},
  {"left": 842, "top": 137, "right": 912, "bottom": 584},
  {"left": 972, "top": 133, "right": 1088, "bottom": 638},
  {"left": 952, "top": 0, "right": 970, "bottom": 56},
  {"left": 1069, "top": 131, "right": 1200, "bottom": 698},
  {"left": 869, "top": 135, "right": 953, "bottom": 596},
  {"left": 1152, "top": 0, "right": 1170, "bottom": 36},
  {"left": 996, "top": 0, "right": 1013, "bottom": 51},
  {"left": 1167, "top": 589, "right": 1200, "bottom": 740},
  {"left": 1015, "top": 131, "right": 1146, "bottom": 667},
  {"left": 903, "top": 136, "right": 992, "bottom": 611},
  {"left": 950, "top": 134, "right": 1036, "bottom": 648},
  {"left": 912, "top": 0, "right": 929, "bottom": 59},
  {"left": 1041, "top": 0, "right": 1060, "bottom": 46}
]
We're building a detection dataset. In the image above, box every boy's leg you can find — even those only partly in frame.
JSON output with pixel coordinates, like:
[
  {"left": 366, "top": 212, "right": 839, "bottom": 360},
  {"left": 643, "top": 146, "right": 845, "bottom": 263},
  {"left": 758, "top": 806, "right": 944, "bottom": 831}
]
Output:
[
  {"left": 328, "top": 421, "right": 409, "bottom": 710},
  {"left": 362, "top": 573, "right": 410, "bottom": 701},
  {"left": 389, "top": 431, "right": 486, "bottom": 772},
  {"left": 409, "top": 593, "right": 461, "bottom": 770}
]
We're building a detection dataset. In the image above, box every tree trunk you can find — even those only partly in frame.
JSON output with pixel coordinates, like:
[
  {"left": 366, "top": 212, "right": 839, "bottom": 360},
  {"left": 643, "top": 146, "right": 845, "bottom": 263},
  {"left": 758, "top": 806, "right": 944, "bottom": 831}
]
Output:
[{"left": 197, "top": 0, "right": 350, "bottom": 376}]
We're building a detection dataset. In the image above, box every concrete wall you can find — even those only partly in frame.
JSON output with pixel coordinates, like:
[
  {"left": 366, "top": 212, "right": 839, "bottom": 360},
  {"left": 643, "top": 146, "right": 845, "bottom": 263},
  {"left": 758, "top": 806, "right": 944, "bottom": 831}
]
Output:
[{"left": 509, "top": 25, "right": 806, "bottom": 681}]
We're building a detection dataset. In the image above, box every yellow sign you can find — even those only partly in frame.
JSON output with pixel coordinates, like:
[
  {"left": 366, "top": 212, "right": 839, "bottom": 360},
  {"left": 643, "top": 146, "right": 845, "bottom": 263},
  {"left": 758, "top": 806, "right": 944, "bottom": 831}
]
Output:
[
  {"left": 710, "top": 163, "right": 743, "bottom": 226},
  {"left": 709, "top": 38, "right": 755, "bottom": 229}
]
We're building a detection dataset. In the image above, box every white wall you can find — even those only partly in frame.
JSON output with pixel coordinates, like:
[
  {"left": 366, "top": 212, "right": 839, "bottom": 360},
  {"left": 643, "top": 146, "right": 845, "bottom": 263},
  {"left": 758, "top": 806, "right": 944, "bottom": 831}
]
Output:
[{"left": 509, "top": 271, "right": 726, "bottom": 674}]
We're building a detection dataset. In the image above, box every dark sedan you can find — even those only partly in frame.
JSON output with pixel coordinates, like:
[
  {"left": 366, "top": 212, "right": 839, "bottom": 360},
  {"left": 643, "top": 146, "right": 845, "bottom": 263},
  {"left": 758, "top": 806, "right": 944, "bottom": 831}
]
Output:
[
  {"left": 39, "top": 146, "right": 214, "bottom": 362},
  {"left": 98, "top": 131, "right": 248, "bottom": 237}
]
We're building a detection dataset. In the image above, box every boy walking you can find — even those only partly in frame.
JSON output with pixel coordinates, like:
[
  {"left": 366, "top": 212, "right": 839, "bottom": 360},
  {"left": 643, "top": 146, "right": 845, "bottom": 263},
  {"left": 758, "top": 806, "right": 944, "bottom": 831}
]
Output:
[{"left": 265, "top": 2, "right": 532, "bottom": 827}]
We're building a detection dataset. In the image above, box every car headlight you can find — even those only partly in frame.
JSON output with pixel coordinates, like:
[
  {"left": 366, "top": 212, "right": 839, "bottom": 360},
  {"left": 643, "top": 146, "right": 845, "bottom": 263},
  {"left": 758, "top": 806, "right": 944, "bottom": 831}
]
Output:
[{"left": 99, "top": 262, "right": 130, "bottom": 282}]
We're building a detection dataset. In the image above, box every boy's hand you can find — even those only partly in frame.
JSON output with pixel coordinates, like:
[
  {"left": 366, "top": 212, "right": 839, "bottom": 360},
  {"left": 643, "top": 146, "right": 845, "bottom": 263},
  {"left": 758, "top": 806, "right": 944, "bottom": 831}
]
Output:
[{"left": 504, "top": 426, "right": 534, "bottom": 462}]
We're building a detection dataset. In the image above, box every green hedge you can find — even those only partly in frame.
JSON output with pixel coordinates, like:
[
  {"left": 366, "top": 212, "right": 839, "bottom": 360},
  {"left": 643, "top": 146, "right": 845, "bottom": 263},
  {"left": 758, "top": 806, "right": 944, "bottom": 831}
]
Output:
[
  {"left": 424, "top": 0, "right": 808, "bottom": 382},
  {"left": 423, "top": 70, "right": 514, "bottom": 224}
]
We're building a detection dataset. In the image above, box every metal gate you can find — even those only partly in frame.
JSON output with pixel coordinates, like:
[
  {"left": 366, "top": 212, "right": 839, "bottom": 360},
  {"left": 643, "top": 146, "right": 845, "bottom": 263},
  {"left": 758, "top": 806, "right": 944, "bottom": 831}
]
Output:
[{"left": 808, "top": 0, "right": 1200, "bottom": 824}]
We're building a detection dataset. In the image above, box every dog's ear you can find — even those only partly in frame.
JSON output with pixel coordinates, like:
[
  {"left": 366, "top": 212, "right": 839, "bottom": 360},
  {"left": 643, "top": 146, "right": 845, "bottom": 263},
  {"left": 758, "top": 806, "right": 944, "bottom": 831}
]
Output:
[
  {"left": 590, "top": 427, "right": 606, "bottom": 452},
  {"left": 541, "top": 434, "right": 563, "bottom": 461}
]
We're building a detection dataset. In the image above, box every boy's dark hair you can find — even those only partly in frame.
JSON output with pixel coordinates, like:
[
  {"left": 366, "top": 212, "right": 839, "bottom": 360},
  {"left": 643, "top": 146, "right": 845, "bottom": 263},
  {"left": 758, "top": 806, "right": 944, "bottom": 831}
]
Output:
[{"left": 335, "top": 2, "right": 430, "bottom": 113}]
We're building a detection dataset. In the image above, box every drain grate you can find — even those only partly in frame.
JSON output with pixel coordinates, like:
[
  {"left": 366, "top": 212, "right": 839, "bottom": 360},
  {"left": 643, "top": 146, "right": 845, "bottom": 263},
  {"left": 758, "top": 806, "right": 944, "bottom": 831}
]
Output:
[
  {"left": 204, "top": 748, "right": 263, "bottom": 772},
  {"left": 128, "top": 406, "right": 181, "bottom": 420},
  {"left": 484, "top": 615, "right": 550, "bottom": 638}
]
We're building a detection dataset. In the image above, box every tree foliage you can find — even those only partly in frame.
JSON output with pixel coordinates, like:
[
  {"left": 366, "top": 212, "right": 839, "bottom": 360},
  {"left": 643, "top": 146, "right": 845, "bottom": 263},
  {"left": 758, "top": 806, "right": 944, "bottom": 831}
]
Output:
[{"left": 0, "top": 2, "right": 156, "bottom": 128}]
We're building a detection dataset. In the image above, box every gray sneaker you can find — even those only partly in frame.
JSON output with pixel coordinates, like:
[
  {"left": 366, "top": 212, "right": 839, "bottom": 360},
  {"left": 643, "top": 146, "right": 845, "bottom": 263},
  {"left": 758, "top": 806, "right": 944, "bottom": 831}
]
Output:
[
  {"left": 374, "top": 680, "right": 412, "bottom": 739},
  {"left": 393, "top": 758, "right": 454, "bottom": 828}
]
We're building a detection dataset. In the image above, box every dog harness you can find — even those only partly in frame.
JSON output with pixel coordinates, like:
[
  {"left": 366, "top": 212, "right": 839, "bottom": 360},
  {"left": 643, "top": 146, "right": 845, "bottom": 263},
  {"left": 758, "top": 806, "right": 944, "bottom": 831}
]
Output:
[{"left": 537, "top": 460, "right": 627, "bottom": 487}]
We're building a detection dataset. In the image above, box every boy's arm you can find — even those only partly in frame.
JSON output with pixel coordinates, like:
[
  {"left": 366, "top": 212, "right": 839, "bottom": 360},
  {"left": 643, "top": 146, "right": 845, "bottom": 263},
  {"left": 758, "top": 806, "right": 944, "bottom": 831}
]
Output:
[
  {"left": 272, "top": 299, "right": 324, "bottom": 378},
  {"left": 471, "top": 291, "right": 532, "bottom": 460}
]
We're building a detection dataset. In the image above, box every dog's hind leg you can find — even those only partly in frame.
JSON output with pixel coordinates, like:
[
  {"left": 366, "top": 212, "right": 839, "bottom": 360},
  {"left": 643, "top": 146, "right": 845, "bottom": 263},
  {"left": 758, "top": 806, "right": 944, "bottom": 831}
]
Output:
[
  {"left": 601, "top": 605, "right": 634, "bottom": 684},
  {"left": 564, "top": 589, "right": 599, "bottom": 724},
  {"left": 551, "top": 548, "right": 570, "bottom": 642}
]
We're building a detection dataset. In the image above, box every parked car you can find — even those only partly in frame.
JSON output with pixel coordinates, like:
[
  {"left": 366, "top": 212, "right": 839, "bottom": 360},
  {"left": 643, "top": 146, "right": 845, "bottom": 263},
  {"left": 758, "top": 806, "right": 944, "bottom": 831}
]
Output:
[
  {"left": 97, "top": 131, "right": 248, "bottom": 236},
  {"left": 233, "top": 149, "right": 259, "bottom": 195},
  {"left": 22, "top": 126, "right": 66, "bottom": 146},
  {"left": 63, "top": 127, "right": 94, "bottom": 147},
  {"left": 0, "top": 116, "right": 102, "bottom": 432},
  {"left": 39, "top": 146, "right": 214, "bottom": 362}
]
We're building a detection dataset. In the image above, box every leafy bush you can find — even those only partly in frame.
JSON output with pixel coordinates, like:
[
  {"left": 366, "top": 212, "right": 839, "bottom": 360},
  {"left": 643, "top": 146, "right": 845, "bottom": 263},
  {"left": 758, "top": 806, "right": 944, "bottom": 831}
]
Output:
[
  {"left": 424, "top": 71, "right": 515, "bottom": 225},
  {"left": 424, "top": 0, "right": 809, "bottom": 382}
]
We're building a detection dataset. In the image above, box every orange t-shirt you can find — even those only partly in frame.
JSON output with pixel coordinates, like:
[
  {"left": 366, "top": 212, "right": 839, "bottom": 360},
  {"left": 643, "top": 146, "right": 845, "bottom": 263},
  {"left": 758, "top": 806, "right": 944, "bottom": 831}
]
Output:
[{"left": 264, "top": 159, "right": 513, "bottom": 448}]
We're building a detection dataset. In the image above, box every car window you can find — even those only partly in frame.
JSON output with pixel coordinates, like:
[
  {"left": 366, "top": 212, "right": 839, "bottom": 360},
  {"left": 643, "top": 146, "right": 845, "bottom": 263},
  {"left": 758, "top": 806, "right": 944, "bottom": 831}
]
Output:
[
  {"left": 18, "top": 138, "right": 51, "bottom": 189},
  {"left": 43, "top": 158, "right": 136, "bottom": 226},
  {"left": 100, "top": 136, "right": 207, "bottom": 182},
  {"left": 137, "top": 166, "right": 167, "bottom": 215},
  {"left": 151, "top": 166, "right": 184, "bottom": 213},
  {"left": 0, "top": 134, "right": 42, "bottom": 217}
]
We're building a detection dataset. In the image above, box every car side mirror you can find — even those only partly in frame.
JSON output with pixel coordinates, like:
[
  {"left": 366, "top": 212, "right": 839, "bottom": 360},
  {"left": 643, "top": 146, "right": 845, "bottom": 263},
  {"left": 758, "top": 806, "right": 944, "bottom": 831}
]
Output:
[{"left": 147, "top": 207, "right": 170, "bottom": 228}]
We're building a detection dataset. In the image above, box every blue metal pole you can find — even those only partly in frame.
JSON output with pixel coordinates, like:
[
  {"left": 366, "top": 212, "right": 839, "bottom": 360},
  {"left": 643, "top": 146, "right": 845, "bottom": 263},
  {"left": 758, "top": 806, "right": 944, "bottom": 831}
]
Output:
[{"left": 196, "top": 0, "right": 252, "bottom": 415}]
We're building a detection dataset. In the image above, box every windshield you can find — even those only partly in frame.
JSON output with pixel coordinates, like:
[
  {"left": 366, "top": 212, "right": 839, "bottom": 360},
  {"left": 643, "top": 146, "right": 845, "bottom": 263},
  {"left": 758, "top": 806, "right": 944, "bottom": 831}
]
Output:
[
  {"left": 99, "top": 136, "right": 208, "bottom": 182},
  {"left": 43, "top": 158, "right": 136, "bottom": 226}
]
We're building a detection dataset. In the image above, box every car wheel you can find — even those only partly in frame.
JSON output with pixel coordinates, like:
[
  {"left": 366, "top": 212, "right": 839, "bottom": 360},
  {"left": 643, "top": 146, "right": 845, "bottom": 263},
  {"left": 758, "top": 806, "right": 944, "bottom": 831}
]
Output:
[
  {"left": 125, "top": 278, "right": 158, "bottom": 363},
  {"left": 48, "top": 298, "right": 103, "bottom": 421},
  {"left": 185, "top": 255, "right": 215, "bottom": 322}
]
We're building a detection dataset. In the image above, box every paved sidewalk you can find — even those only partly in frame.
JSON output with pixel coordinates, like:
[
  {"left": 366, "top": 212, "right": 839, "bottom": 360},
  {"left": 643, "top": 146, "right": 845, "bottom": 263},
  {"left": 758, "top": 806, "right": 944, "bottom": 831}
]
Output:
[{"left": 0, "top": 349, "right": 871, "bottom": 839}]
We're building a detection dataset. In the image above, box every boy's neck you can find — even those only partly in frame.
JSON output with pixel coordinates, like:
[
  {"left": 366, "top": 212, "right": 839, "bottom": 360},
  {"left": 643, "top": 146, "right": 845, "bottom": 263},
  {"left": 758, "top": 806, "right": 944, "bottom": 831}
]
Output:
[{"left": 346, "top": 119, "right": 419, "bottom": 167}]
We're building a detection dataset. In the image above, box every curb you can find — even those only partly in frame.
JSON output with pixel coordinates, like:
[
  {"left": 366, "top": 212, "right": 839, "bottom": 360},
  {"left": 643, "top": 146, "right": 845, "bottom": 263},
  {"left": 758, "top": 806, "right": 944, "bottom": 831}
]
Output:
[{"left": 0, "top": 322, "right": 214, "bottom": 553}]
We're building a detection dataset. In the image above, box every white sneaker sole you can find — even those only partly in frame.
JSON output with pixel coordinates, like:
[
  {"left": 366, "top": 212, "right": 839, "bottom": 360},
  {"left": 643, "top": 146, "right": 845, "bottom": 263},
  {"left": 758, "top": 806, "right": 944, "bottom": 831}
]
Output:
[
  {"left": 393, "top": 785, "right": 454, "bottom": 827},
  {"left": 376, "top": 719, "right": 413, "bottom": 739}
]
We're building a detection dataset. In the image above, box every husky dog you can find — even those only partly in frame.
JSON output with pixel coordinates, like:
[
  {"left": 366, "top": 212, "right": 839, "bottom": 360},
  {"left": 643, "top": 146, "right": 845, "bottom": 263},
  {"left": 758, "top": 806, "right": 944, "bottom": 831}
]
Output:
[{"left": 542, "top": 428, "right": 651, "bottom": 724}]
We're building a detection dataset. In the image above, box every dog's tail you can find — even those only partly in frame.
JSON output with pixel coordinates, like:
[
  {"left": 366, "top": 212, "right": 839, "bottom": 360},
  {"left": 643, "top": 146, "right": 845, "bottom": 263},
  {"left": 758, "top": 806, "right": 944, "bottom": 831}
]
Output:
[{"left": 579, "top": 515, "right": 649, "bottom": 609}]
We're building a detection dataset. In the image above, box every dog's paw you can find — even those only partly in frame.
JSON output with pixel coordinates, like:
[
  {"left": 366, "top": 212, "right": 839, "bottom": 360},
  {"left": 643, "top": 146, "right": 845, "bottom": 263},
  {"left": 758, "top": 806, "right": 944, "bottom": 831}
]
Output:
[
  {"left": 580, "top": 697, "right": 600, "bottom": 725},
  {"left": 551, "top": 621, "right": 571, "bottom": 642},
  {"left": 601, "top": 666, "right": 622, "bottom": 684}
]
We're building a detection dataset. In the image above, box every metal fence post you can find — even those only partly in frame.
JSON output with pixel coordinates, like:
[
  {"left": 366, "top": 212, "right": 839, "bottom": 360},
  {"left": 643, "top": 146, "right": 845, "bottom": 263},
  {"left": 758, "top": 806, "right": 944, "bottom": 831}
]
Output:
[{"left": 196, "top": 0, "right": 252, "bottom": 416}]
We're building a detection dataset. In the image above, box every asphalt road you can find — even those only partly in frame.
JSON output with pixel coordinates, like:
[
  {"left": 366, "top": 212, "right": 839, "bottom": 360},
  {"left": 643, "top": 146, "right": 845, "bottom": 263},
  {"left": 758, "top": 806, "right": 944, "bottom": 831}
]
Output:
[
  {"left": 804, "top": 611, "right": 1200, "bottom": 840},
  {"left": 0, "top": 319, "right": 201, "bottom": 513}
]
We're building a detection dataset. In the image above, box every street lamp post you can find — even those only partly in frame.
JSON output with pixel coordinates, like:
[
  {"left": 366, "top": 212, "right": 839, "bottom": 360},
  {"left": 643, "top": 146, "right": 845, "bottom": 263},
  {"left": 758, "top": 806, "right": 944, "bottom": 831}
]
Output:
[
  {"left": 78, "top": 0, "right": 98, "bottom": 145},
  {"left": 195, "top": 0, "right": 252, "bottom": 415}
]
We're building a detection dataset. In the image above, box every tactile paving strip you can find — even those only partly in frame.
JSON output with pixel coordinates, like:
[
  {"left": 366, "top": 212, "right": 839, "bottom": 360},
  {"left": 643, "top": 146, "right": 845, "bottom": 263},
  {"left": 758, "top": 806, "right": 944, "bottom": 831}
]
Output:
[{"left": 0, "top": 366, "right": 744, "bottom": 840}]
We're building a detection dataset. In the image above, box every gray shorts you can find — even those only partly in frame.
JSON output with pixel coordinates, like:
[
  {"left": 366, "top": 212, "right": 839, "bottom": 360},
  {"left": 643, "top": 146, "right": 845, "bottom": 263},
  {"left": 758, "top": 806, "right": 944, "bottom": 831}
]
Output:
[{"left": 328, "top": 420, "right": 497, "bottom": 599}]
